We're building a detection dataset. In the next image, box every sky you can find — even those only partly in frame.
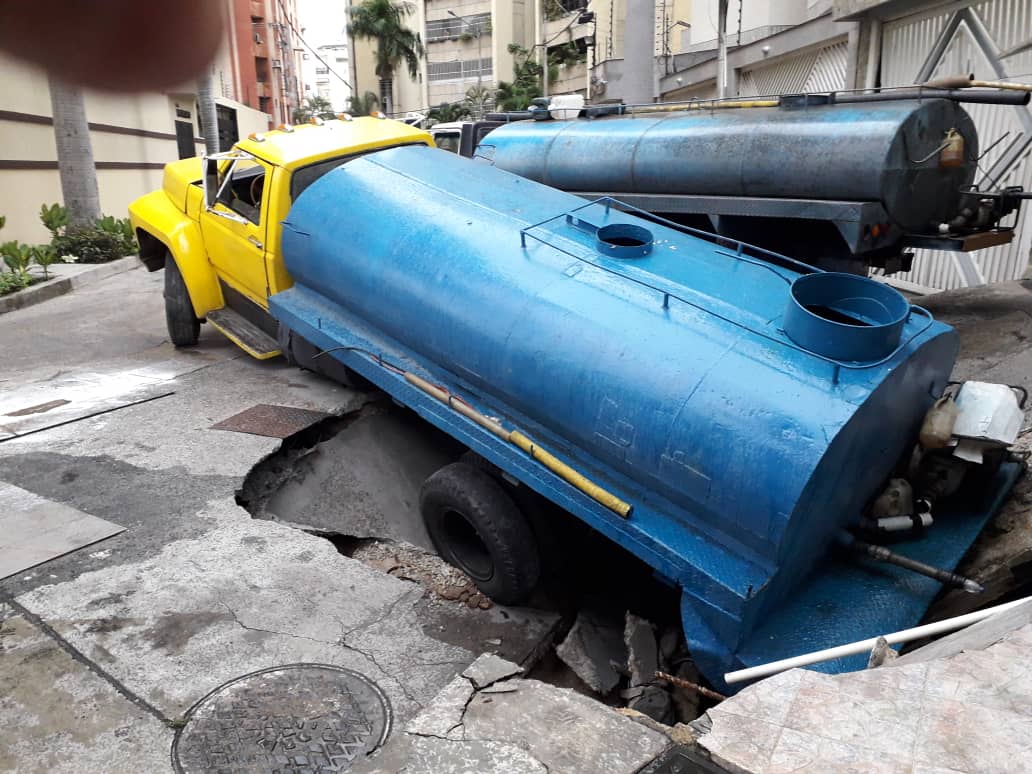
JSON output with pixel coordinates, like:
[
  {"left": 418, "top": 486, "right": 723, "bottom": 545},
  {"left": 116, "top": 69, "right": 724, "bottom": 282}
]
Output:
[{"left": 297, "top": 0, "right": 350, "bottom": 49}]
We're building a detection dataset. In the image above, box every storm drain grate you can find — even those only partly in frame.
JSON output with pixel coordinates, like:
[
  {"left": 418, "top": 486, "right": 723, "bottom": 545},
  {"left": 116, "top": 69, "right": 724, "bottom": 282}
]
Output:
[
  {"left": 172, "top": 664, "right": 391, "bottom": 773},
  {"left": 211, "top": 404, "right": 332, "bottom": 438}
]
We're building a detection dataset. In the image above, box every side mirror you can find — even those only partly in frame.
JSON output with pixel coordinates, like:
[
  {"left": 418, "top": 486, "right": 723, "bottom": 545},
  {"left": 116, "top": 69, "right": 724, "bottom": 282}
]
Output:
[{"left": 203, "top": 157, "right": 220, "bottom": 209}]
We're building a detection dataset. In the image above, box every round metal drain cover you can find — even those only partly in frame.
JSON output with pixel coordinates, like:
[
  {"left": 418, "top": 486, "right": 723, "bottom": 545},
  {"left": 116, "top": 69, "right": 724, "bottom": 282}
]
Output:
[{"left": 172, "top": 664, "right": 391, "bottom": 773}]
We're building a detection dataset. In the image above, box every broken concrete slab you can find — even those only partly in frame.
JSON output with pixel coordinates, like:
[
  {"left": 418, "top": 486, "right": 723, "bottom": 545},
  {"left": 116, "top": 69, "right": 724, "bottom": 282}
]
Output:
[
  {"left": 356, "top": 659, "right": 670, "bottom": 774},
  {"left": 357, "top": 735, "right": 547, "bottom": 774},
  {"left": 625, "top": 611, "right": 659, "bottom": 687},
  {"left": 405, "top": 675, "right": 476, "bottom": 740},
  {"left": 462, "top": 678, "right": 669, "bottom": 772},
  {"left": 0, "top": 482, "right": 124, "bottom": 580},
  {"left": 556, "top": 609, "right": 628, "bottom": 694},
  {"left": 625, "top": 684, "right": 675, "bottom": 725},
  {"left": 893, "top": 598, "right": 1032, "bottom": 666},
  {"left": 0, "top": 612, "right": 172, "bottom": 774},
  {"left": 462, "top": 652, "right": 523, "bottom": 689},
  {"left": 690, "top": 621, "right": 1032, "bottom": 773}
]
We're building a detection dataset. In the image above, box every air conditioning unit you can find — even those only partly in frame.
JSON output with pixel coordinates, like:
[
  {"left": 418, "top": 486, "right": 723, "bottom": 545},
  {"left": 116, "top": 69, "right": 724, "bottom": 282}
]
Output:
[{"left": 272, "top": 59, "right": 282, "bottom": 68}]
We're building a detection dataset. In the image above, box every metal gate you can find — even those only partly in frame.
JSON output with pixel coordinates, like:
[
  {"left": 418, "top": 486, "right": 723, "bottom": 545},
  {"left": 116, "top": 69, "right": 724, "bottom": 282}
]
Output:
[
  {"left": 738, "top": 39, "right": 849, "bottom": 96},
  {"left": 879, "top": 0, "right": 1032, "bottom": 292}
]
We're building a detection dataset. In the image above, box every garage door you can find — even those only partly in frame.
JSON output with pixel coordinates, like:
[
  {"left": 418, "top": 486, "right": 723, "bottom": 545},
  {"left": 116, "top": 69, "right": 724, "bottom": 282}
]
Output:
[{"left": 879, "top": 1, "right": 1032, "bottom": 292}]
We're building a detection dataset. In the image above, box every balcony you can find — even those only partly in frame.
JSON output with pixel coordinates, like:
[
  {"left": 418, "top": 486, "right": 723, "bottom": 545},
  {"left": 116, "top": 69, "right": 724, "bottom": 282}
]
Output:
[{"left": 550, "top": 60, "right": 588, "bottom": 96}]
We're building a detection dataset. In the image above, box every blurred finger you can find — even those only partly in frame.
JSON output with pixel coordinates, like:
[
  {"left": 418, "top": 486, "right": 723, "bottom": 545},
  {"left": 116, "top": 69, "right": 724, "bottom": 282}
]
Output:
[{"left": 0, "top": 0, "right": 224, "bottom": 91}]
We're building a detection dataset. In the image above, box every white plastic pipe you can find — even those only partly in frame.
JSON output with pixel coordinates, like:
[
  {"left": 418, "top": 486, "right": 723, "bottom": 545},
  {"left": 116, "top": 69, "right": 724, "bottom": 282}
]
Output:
[{"left": 724, "top": 596, "right": 1031, "bottom": 685}]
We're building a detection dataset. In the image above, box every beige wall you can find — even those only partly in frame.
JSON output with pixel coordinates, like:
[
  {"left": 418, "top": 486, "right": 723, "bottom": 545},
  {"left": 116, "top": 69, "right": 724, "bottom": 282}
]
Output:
[{"left": 0, "top": 53, "right": 266, "bottom": 245}]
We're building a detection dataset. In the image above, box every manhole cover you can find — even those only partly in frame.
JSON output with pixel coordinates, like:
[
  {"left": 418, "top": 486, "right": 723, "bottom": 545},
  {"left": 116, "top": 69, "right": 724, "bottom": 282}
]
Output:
[
  {"left": 211, "top": 404, "right": 331, "bottom": 438},
  {"left": 172, "top": 664, "right": 391, "bottom": 773}
]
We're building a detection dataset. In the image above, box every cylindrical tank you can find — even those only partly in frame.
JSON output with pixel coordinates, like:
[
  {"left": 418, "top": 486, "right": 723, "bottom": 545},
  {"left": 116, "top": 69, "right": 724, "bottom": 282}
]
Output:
[
  {"left": 279, "top": 145, "right": 958, "bottom": 678},
  {"left": 477, "top": 99, "right": 978, "bottom": 232}
]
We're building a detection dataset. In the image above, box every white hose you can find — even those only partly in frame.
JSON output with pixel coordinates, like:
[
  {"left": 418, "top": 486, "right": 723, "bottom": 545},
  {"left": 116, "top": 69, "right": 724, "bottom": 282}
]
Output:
[{"left": 724, "top": 596, "right": 1031, "bottom": 685}]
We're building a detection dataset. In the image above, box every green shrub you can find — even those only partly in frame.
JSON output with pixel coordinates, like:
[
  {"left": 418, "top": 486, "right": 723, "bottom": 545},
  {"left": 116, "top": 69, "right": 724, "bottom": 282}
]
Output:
[
  {"left": 40, "top": 202, "right": 69, "bottom": 237},
  {"left": 0, "top": 270, "right": 32, "bottom": 296},
  {"left": 1, "top": 240, "right": 33, "bottom": 277},
  {"left": 30, "top": 243, "right": 61, "bottom": 279},
  {"left": 52, "top": 226, "right": 128, "bottom": 264},
  {"left": 96, "top": 214, "right": 137, "bottom": 255}
]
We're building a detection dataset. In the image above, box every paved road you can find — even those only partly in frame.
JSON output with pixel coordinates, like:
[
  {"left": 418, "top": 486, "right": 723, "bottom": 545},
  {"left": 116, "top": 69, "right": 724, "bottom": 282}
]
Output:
[{"left": 0, "top": 268, "right": 555, "bottom": 773}]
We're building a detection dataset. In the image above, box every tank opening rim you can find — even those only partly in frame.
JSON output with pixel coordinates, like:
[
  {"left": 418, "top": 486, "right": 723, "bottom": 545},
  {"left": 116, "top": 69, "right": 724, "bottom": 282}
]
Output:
[
  {"left": 596, "top": 223, "right": 654, "bottom": 259},
  {"left": 783, "top": 272, "right": 910, "bottom": 362}
]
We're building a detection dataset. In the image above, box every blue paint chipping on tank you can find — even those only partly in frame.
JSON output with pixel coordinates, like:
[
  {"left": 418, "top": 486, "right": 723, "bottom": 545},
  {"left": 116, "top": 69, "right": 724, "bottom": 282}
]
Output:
[{"left": 269, "top": 145, "right": 961, "bottom": 689}]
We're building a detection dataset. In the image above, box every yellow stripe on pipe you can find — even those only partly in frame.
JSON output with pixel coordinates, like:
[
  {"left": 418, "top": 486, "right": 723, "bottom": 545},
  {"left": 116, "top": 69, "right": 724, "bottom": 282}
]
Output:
[
  {"left": 509, "top": 430, "right": 633, "bottom": 518},
  {"left": 403, "top": 371, "right": 632, "bottom": 518}
]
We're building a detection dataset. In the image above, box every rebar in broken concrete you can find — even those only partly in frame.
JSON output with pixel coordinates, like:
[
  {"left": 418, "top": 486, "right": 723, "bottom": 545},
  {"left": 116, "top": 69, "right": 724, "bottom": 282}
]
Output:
[{"left": 654, "top": 671, "right": 727, "bottom": 702}]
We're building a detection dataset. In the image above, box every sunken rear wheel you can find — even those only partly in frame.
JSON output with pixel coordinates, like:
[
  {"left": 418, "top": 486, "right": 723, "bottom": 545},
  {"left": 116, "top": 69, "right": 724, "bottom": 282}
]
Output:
[
  {"left": 163, "top": 253, "right": 200, "bottom": 347},
  {"left": 420, "top": 462, "right": 541, "bottom": 605}
]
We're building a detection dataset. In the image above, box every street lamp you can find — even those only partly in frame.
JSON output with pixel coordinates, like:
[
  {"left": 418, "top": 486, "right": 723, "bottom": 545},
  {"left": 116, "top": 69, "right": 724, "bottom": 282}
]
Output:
[{"left": 447, "top": 10, "right": 483, "bottom": 118}]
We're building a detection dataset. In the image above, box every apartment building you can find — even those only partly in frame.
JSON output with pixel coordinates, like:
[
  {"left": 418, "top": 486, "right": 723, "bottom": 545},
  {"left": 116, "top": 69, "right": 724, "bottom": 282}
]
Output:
[{"left": 217, "top": 0, "right": 307, "bottom": 126}]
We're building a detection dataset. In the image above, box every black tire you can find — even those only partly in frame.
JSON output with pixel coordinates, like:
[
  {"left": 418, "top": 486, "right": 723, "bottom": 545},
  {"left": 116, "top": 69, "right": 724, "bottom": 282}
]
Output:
[
  {"left": 420, "top": 462, "right": 541, "bottom": 605},
  {"left": 164, "top": 253, "right": 200, "bottom": 347}
]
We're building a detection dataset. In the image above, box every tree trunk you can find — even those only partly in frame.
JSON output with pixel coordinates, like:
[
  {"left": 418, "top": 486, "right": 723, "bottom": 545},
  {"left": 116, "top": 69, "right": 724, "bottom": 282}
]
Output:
[
  {"left": 379, "top": 77, "right": 393, "bottom": 115},
  {"left": 197, "top": 71, "right": 220, "bottom": 155},
  {"left": 48, "top": 75, "right": 101, "bottom": 228}
]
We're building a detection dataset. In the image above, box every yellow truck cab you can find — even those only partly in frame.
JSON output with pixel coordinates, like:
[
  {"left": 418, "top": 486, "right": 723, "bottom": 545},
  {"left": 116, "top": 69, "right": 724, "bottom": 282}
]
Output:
[{"left": 129, "top": 116, "right": 434, "bottom": 358}]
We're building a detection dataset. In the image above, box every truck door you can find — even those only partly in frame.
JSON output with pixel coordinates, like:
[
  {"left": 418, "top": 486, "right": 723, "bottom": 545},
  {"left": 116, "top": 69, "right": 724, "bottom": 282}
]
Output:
[{"left": 201, "top": 154, "right": 271, "bottom": 306}]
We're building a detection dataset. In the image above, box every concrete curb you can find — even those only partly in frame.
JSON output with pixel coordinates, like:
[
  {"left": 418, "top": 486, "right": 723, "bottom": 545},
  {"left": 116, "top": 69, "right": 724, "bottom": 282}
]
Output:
[{"left": 0, "top": 256, "right": 140, "bottom": 316}]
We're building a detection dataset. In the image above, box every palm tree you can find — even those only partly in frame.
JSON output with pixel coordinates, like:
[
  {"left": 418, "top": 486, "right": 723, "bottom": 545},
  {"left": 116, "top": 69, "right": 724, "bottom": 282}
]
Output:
[
  {"left": 293, "top": 95, "right": 335, "bottom": 123},
  {"left": 48, "top": 75, "right": 101, "bottom": 228},
  {"left": 464, "top": 84, "right": 493, "bottom": 118},
  {"left": 347, "top": 90, "right": 381, "bottom": 116},
  {"left": 348, "top": 0, "right": 424, "bottom": 115},
  {"left": 427, "top": 101, "right": 471, "bottom": 125}
]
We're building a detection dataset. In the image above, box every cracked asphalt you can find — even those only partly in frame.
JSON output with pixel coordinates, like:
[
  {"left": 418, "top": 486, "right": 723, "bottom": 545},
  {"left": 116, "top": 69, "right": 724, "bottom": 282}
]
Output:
[{"left": 0, "top": 268, "right": 557, "bottom": 772}]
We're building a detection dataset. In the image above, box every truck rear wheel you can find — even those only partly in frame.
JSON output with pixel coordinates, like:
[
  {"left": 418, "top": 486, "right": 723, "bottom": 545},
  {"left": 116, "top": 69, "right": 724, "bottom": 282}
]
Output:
[
  {"left": 164, "top": 253, "right": 200, "bottom": 347},
  {"left": 420, "top": 462, "right": 540, "bottom": 605}
]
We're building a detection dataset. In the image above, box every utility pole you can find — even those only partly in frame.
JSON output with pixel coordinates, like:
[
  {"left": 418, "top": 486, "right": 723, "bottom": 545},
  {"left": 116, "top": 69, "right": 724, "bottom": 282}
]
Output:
[
  {"left": 540, "top": 0, "right": 548, "bottom": 101},
  {"left": 717, "top": 0, "right": 729, "bottom": 98}
]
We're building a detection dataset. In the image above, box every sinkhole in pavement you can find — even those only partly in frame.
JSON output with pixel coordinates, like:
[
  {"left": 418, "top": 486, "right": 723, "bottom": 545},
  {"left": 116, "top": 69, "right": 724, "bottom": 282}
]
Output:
[{"left": 234, "top": 397, "right": 718, "bottom": 727}]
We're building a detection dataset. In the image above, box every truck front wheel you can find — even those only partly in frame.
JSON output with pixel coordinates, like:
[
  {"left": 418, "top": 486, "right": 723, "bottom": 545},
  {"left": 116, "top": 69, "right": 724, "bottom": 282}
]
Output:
[
  {"left": 164, "top": 253, "right": 200, "bottom": 347},
  {"left": 420, "top": 462, "right": 541, "bottom": 605}
]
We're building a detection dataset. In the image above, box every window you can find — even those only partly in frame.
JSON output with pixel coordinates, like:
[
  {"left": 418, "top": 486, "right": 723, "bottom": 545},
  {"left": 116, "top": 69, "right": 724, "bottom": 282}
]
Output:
[
  {"left": 428, "top": 57, "right": 492, "bottom": 82},
  {"left": 316, "top": 66, "right": 328, "bottom": 75},
  {"left": 289, "top": 144, "right": 429, "bottom": 200},
  {"left": 216, "top": 158, "right": 266, "bottom": 225},
  {"left": 434, "top": 133, "right": 460, "bottom": 153},
  {"left": 426, "top": 13, "right": 490, "bottom": 42}
]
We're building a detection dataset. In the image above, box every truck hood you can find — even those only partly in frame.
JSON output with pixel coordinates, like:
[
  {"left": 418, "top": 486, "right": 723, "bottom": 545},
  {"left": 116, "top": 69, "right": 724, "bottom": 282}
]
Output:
[{"left": 162, "top": 157, "right": 204, "bottom": 213}]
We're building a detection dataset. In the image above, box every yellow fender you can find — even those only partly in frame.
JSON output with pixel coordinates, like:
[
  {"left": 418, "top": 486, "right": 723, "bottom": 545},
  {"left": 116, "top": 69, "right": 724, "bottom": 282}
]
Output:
[{"left": 129, "top": 190, "right": 222, "bottom": 318}]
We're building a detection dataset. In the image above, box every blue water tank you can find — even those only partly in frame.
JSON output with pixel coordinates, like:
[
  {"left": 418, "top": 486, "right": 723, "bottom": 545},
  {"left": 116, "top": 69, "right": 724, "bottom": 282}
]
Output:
[{"left": 277, "top": 145, "right": 958, "bottom": 681}]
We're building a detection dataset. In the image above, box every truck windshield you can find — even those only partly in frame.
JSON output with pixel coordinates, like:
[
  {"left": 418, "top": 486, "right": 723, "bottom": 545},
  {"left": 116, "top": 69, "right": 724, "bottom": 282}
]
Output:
[{"left": 289, "top": 142, "right": 430, "bottom": 201}]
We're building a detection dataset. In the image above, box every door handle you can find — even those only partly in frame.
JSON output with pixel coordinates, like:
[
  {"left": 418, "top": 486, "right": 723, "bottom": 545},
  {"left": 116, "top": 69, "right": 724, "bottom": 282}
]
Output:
[{"left": 247, "top": 236, "right": 264, "bottom": 250}]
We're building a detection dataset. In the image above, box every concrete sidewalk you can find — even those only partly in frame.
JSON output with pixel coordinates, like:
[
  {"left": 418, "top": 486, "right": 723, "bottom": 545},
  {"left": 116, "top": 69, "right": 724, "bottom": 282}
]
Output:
[{"left": 0, "top": 256, "right": 139, "bottom": 315}]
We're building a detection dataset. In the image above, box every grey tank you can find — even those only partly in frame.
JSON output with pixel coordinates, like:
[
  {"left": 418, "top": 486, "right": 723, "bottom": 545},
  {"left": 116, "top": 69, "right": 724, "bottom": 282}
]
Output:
[{"left": 477, "top": 99, "right": 978, "bottom": 232}]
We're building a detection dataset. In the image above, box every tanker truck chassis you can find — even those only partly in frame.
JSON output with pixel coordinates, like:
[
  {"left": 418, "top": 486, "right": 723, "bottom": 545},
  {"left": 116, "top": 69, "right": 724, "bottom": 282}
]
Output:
[{"left": 129, "top": 117, "right": 1025, "bottom": 694}]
